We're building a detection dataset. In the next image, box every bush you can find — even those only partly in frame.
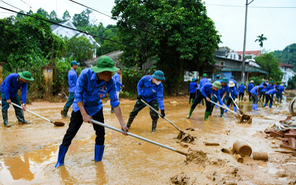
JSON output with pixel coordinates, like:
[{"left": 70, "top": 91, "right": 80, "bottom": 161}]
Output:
[{"left": 122, "top": 67, "right": 146, "bottom": 96}]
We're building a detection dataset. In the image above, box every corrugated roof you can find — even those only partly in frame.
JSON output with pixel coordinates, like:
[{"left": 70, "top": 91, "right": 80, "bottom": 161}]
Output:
[
  {"left": 50, "top": 24, "right": 59, "bottom": 31},
  {"left": 236, "top": 50, "right": 261, "bottom": 56},
  {"left": 280, "top": 62, "right": 294, "bottom": 68}
]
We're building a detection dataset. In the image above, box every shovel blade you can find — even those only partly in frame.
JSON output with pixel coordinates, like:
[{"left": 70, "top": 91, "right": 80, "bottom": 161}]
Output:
[{"left": 54, "top": 122, "right": 65, "bottom": 126}]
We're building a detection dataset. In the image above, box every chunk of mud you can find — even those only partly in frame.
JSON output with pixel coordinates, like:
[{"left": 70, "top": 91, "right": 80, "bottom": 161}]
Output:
[
  {"left": 185, "top": 127, "right": 195, "bottom": 131},
  {"left": 277, "top": 171, "right": 288, "bottom": 177},
  {"left": 185, "top": 148, "right": 208, "bottom": 165},
  {"left": 179, "top": 142, "right": 189, "bottom": 148},
  {"left": 177, "top": 131, "right": 195, "bottom": 143},
  {"left": 210, "top": 158, "right": 226, "bottom": 167},
  {"left": 236, "top": 114, "right": 252, "bottom": 124},
  {"left": 170, "top": 172, "right": 190, "bottom": 185}
]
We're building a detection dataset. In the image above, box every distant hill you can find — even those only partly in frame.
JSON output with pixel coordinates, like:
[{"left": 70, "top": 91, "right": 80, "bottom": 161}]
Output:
[{"left": 273, "top": 43, "right": 296, "bottom": 71}]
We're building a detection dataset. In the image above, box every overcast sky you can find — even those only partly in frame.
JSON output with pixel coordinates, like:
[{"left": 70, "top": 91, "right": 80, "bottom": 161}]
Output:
[{"left": 0, "top": 0, "right": 295, "bottom": 52}]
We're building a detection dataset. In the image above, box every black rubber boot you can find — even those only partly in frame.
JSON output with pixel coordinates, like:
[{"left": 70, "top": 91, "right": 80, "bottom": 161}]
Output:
[
  {"left": 2, "top": 109, "right": 10, "bottom": 127},
  {"left": 15, "top": 107, "right": 29, "bottom": 124},
  {"left": 152, "top": 119, "right": 157, "bottom": 132},
  {"left": 61, "top": 106, "right": 70, "bottom": 118},
  {"left": 126, "top": 115, "right": 135, "bottom": 128}
]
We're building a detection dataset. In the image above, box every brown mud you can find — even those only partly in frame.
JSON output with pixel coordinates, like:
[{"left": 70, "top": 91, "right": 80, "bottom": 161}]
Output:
[{"left": 0, "top": 94, "right": 296, "bottom": 184}]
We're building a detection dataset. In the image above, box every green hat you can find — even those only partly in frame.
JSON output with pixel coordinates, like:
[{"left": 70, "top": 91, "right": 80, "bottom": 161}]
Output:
[
  {"left": 216, "top": 74, "right": 221, "bottom": 78},
  {"left": 212, "top": 81, "right": 222, "bottom": 89},
  {"left": 91, "top": 56, "right": 119, "bottom": 73},
  {"left": 18, "top": 71, "right": 34, "bottom": 81},
  {"left": 152, "top": 70, "right": 165, "bottom": 80},
  {"left": 192, "top": 77, "right": 196, "bottom": 82},
  {"left": 241, "top": 82, "right": 244, "bottom": 84},
  {"left": 203, "top": 73, "right": 208, "bottom": 77},
  {"left": 70, "top": 60, "right": 80, "bottom": 66},
  {"left": 269, "top": 80, "right": 273, "bottom": 83},
  {"left": 221, "top": 77, "right": 228, "bottom": 83},
  {"left": 230, "top": 76, "right": 234, "bottom": 79}
]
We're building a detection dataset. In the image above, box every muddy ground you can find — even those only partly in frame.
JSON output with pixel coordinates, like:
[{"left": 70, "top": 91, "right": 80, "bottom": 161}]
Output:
[{"left": 0, "top": 93, "right": 296, "bottom": 185}]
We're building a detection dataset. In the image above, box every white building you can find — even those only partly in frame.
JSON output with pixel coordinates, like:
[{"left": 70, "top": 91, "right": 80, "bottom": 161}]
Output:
[
  {"left": 51, "top": 20, "right": 100, "bottom": 58},
  {"left": 280, "top": 63, "right": 296, "bottom": 86}
]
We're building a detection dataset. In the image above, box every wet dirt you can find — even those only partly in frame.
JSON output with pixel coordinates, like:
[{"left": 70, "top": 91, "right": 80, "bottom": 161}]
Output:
[{"left": 0, "top": 95, "right": 296, "bottom": 184}]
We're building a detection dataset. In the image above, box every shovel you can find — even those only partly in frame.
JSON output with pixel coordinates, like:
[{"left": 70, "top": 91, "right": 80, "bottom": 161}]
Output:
[
  {"left": 209, "top": 100, "right": 235, "bottom": 115},
  {"left": 229, "top": 96, "right": 244, "bottom": 115},
  {"left": 10, "top": 102, "right": 65, "bottom": 126},
  {"left": 140, "top": 99, "right": 195, "bottom": 143},
  {"left": 91, "top": 119, "right": 188, "bottom": 156}
]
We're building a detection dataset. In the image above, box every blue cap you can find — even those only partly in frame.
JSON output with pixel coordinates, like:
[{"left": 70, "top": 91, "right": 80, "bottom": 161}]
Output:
[
  {"left": 269, "top": 80, "right": 274, "bottom": 83},
  {"left": 70, "top": 60, "right": 80, "bottom": 66},
  {"left": 152, "top": 70, "right": 165, "bottom": 80},
  {"left": 216, "top": 74, "right": 221, "bottom": 78},
  {"left": 192, "top": 78, "right": 196, "bottom": 82},
  {"left": 241, "top": 82, "right": 244, "bottom": 84}
]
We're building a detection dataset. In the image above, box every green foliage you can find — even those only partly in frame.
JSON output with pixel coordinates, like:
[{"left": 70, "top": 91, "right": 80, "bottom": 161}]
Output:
[
  {"left": 112, "top": 0, "right": 221, "bottom": 95},
  {"left": 122, "top": 67, "right": 146, "bottom": 95},
  {"left": 249, "top": 76, "right": 263, "bottom": 86},
  {"left": 287, "top": 75, "right": 296, "bottom": 90},
  {"left": 63, "top": 36, "right": 97, "bottom": 64},
  {"left": 255, "top": 52, "right": 283, "bottom": 81},
  {"left": 72, "top": 9, "right": 92, "bottom": 27},
  {"left": 255, "top": 34, "right": 267, "bottom": 48},
  {"left": 62, "top": 10, "right": 71, "bottom": 21},
  {"left": 273, "top": 43, "right": 296, "bottom": 71}
]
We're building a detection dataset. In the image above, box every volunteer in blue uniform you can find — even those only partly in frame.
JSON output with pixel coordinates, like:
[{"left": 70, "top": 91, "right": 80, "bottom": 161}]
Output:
[
  {"left": 276, "top": 82, "right": 286, "bottom": 103},
  {"left": 247, "top": 80, "right": 254, "bottom": 102},
  {"left": 1, "top": 71, "right": 34, "bottom": 127},
  {"left": 225, "top": 81, "right": 238, "bottom": 113},
  {"left": 188, "top": 78, "right": 198, "bottom": 104},
  {"left": 55, "top": 56, "right": 128, "bottom": 168},
  {"left": 250, "top": 83, "right": 267, "bottom": 110},
  {"left": 187, "top": 81, "right": 225, "bottom": 120},
  {"left": 61, "top": 60, "right": 79, "bottom": 118},
  {"left": 111, "top": 67, "right": 124, "bottom": 112},
  {"left": 229, "top": 76, "right": 237, "bottom": 88},
  {"left": 238, "top": 82, "right": 246, "bottom": 101},
  {"left": 264, "top": 88, "right": 279, "bottom": 108},
  {"left": 209, "top": 77, "right": 229, "bottom": 117},
  {"left": 126, "top": 70, "right": 165, "bottom": 132}
]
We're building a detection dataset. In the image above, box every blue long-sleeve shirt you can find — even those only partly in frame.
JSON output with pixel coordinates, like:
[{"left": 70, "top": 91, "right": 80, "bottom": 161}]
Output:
[
  {"left": 112, "top": 72, "right": 123, "bottom": 92},
  {"left": 248, "top": 83, "right": 254, "bottom": 93},
  {"left": 72, "top": 68, "right": 119, "bottom": 116},
  {"left": 229, "top": 87, "right": 238, "bottom": 98},
  {"left": 267, "top": 84, "right": 275, "bottom": 91},
  {"left": 265, "top": 89, "right": 277, "bottom": 96},
  {"left": 239, "top": 85, "right": 246, "bottom": 93},
  {"left": 1, "top": 73, "right": 28, "bottom": 104},
  {"left": 261, "top": 82, "right": 268, "bottom": 92},
  {"left": 219, "top": 84, "right": 230, "bottom": 97},
  {"left": 137, "top": 75, "right": 164, "bottom": 110},
  {"left": 189, "top": 82, "right": 198, "bottom": 93},
  {"left": 250, "top": 85, "right": 265, "bottom": 95},
  {"left": 199, "top": 77, "right": 209, "bottom": 89},
  {"left": 68, "top": 68, "right": 78, "bottom": 93},
  {"left": 276, "top": 85, "right": 285, "bottom": 93},
  {"left": 200, "top": 83, "right": 223, "bottom": 105},
  {"left": 229, "top": 79, "right": 237, "bottom": 88}
]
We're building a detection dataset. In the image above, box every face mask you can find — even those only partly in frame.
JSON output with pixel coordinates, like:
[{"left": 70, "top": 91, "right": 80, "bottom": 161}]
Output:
[{"left": 153, "top": 78, "right": 161, "bottom": 85}]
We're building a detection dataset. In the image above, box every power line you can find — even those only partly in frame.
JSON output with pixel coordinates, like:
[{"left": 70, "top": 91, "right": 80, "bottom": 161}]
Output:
[
  {"left": 19, "top": 0, "right": 32, "bottom": 9},
  {"left": 0, "top": 0, "right": 25, "bottom": 12},
  {"left": 206, "top": 3, "right": 296, "bottom": 9},
  {"left": 0, "top": 6, "right": 137, "bottom": 49}
]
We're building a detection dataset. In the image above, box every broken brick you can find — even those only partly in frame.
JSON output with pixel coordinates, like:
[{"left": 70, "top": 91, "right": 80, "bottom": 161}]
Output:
[
  {"left": 264, "top": 128, "right": 275, "bottom": 134},
  {"left": 288, "top": 138, "right": 296, "bottom": 148},
  {"left": 284, "top": 133, "right": 296, "bottom": 139},
  {"left": 289, "top": 129, "right": 296, "bottom": 135},
  {"left": 270, "top": 131, "right": 284, "bottom": 138}
]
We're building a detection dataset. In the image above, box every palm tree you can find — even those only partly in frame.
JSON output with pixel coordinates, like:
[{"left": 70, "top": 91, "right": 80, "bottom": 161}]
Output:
[{"left": 255, "top": 34, "right": 267, "bottom": 48}]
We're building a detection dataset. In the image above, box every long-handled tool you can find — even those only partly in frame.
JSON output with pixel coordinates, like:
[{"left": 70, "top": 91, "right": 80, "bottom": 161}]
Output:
[
  {"left": 229, "top": 96, "right": 244, "bottom": 115},
  {"left": 140, "top": 99, "right": 195, "bottom": 143},
  {"left": 209, "top": 100, "right": 235, "bottom": 115},
  {"left": 10, "top": 102, "right": 65, "bottom": 126},
  {"left": 91, "top": 119, "right": 188, "bottom": 156}
]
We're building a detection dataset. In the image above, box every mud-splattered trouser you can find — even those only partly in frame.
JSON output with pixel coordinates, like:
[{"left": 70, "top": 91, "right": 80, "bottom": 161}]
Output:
[
  {"left": 61, "top": 109, "right": 105, "bottom": 146},
  {"left": 251, "top": 93, "right": 259, "bottom": 104},
  {"left": 265, "top": 94, "right": 273, "bottom": 105},
  {"left": 276, "top": 92, "right": 283, "bottom": 103},
  {"left": 260, "top": 91, "right": 266, "bottom": 101},
  {"left": 189, "top": 93, "right": 196, "bottom": 103},
  {"left": 210, "top": 95, "right": 226, "bottom": 116},
  {"left": 128, "top": 99, "right": 159, "bottom": 123},
  {"left": 248, "top": 92, "right": 252, "bottom": 101},
  {"left": 191, "top": 91, "right": 211, "bottom": 112},
  {"left": 64, "top": 93, "right": 75, "bottom": 108},
  {"left": 226, "top": 97, "right": 235, "bottom": 106},
  {"left": 1, "top": 92, "right": 25, "bottom": 122},
  {"left": 239, "top": 92, "right": 244, "bottom": 100}
]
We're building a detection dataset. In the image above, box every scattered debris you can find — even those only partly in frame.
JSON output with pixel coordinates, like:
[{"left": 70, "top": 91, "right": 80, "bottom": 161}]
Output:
[
  {"left": 221, "top": 148, "right": 234, "bottom": 155},
  {"left": 177, "top": 131, "right": 195, "bottom": 143},
  {"left": 170, "top": 172, "right": 190, "bottom": 185},
  {"left": 252, "top": 152, "right": 268, "bottom": 161},
  {"left": 204, "top": 142, "right": 220, "bottom": 146},
  {"left": 185, "top": 148, "right": 208, "bottom": 165},
  {"left": 233, "top": 141, "right": 252, "bottom": 157},
  {"left": 236, "top": 113, "right": 252, "bottom": 124},
  {"left": 185, "top": 127, "right": 195, "bottom": 131}
]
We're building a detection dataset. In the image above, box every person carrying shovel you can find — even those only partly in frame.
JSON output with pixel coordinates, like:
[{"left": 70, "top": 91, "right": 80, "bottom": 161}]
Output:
[
  {"left": 247, "top": 80, "right": 254, "bottom": 102},
  {"left": 264, "top": 88, "right": 279, "bottom": 108},
  {"left": 61, "top": 60, "right": 80, "bottom": 118},
  {"left": 1, "top": 71, "right": 34, "bottom": 127},
  {"left": 55, "top": 56, "right": 128, "bottom": 168},
  {"left": 187, "top": 81, "right": 225, "bottom": 120},
  {"left": 225, "top": 81, "right": 238, "bottom": 113},
  {"left": 126, "top": 70, "right": 165, "bottom": 132},
  {"left": 250, "top": 82, "right": 267, "bottom": 110},
  {"left": 209, "top": 77, "right": 229, "bottom": 117},
  {"left": 188, "top": 77, "right": 198, "bottom": 104}
]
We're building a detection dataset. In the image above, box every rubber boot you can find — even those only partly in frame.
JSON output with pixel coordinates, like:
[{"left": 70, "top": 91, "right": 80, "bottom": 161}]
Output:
[
  {"left": 94, "top": 145, "right": 105, "bottom": 162},
  {"left": 111, "top": 107, "right": 114, "bottom": 113},
  {"left": 15, "top": 108, "right": 30, "bottom": 124},
  {"left": 189, "top": 99, "right": 191, "bottom": 104},
  {"left": 234, "top": 107, "right": 237, "bottom": 113},
  {"left": 191, "top": 99, "right": 194, "bottom": 104},
  {"left": 2, "top": 109, "right": 10, "bottom": 127},
  {"left": 126, "top": 115, "right": 135, "bottom": 128},
  {"left": 255, "top": 104, "right": 258, "bottom": 110},
  {"left": 220, "top": 108, "right": 224, "bottom": 117},
  {"left": 55, "top": 145, "right": 69, "bottom": 168},
  {"left": 204, "top": 111, "right": 210, "bottom": 120},
  {"left": 224, "top": 105, "right": 229, "bottom": 113},
  {"left": 152, "top": 119, "right": 157, "bottom": 132},
  {"left": 61, "top": 106, "right": 70, "bottom": 118},
  {"left": 187, "top": 108, "right": 194, "bottom": 119},
  {"left": 263, "top": 102, "right": 267, "bottom": 107},
  {"left": 269, "top": 103, "right": 272, "bottom": 108}
]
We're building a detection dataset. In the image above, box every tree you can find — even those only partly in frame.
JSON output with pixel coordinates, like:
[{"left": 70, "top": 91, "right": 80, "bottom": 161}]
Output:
[
  {"left": 49, "top": 10, "right": 61, "bottom": 23},
  {"left": 274, "top": 43, "right": 296, "bottom": 70},
  {"left": 36, "top": 8, "right": 49, "bottom": 19},
  {"left": 255, "top": 34, "right": 267, "bottom": 48},
  {"left": 62, "top": 10, "right": 71, "bottom": 21},
  {"left": 72, "top": 9, "right": 92, "bottom": 27},
  {"left": 112, "top": 0, "right": 221, "bottom": 95},
  {"left": 254, "top": 52, "right": 283, "bottom": 81},
  {"left": 16, "top": 10, "right": 25, "bottom": 19}
]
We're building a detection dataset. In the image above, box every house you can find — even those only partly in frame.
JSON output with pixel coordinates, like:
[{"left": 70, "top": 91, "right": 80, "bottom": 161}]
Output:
[
  {"left": 280, "top": 62, "right": 295, "bottom": 86},
  {"left": 51, "top": 20, "right": 100, "bottom": 58},
  {"left": 236, "top": 50, "right": 261, "bottom": 60},
  {"left": 83, "top": 50, "right": 123, "bottom": 68}
]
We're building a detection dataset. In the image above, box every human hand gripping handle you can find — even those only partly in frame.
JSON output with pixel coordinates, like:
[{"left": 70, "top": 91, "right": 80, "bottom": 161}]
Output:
[
  {"left": 137, "top": 95, "right": 142, "bottom": 100},
  {"left": 161, "top": 110, "right": 165, "bottom": 118}
]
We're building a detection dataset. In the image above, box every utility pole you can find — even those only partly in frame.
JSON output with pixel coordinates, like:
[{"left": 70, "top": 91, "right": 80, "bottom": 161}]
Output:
[
  {"left": 241, "top": 0, "right": 254, "bottom": 83},
  {"left": 287, "top": 46, "right": 290, "bottom": 64}
]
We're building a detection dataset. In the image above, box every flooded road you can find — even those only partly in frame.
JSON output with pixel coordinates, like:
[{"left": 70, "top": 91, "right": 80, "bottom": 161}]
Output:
[{"left": 0, "top": 94, "right": 296, "bottom": 184}]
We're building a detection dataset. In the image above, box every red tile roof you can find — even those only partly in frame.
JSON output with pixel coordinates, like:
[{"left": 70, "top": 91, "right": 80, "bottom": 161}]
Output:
[
  {"left": 280, "top": 62, "right": 294, "bottom": 68},
  {"left": 236, "top": 50, "right": 261, "bottom": 56}
]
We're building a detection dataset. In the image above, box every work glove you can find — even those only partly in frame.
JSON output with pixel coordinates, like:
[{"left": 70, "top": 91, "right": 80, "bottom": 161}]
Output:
[
  {"left": 161, "top": 110, "right": 165, "bottom": 118},
  {"left": 137, "top": 95, "right": 142, "bottom": 100}
]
